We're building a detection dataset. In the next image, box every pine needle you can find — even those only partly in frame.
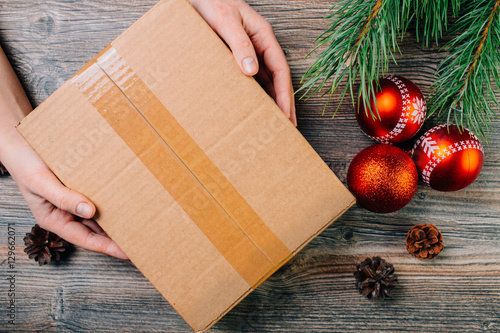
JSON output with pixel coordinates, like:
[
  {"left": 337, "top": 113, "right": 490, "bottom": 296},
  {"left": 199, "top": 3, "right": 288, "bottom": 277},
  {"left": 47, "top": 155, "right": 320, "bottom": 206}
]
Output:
[
  {"left": 297, "top": 0, "right": 412, "bottom": 119},
  {"left": 298, "top": 0, "right": 500, "bottom": 139},
  {"left": 414, "top": 0, "right": 461, "bottom": 47},
  {"left": 428, "top": 0, "right": 500, "bottom": 141}
]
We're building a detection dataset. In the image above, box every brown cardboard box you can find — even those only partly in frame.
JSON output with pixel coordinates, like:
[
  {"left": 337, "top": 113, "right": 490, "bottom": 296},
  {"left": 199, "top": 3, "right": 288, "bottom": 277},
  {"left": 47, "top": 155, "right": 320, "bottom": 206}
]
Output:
[{"left": 17, "top": 0, "right": 355, "bottom": 331}]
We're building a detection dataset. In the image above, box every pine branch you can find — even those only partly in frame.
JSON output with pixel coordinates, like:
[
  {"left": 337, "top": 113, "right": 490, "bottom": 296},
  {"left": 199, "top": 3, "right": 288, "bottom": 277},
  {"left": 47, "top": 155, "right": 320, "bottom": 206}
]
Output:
[
  {"left": 428, "top": 0, "right": 500, "bottom": 140},
  {"left": 414, "top": 0, "right": 461, "bottom": 47},
  {"left": 297, "top": 0, "right": 411, "bottom": 119},
  {"left": 356, "top": 0, "right": 384, "bottom": 47}
]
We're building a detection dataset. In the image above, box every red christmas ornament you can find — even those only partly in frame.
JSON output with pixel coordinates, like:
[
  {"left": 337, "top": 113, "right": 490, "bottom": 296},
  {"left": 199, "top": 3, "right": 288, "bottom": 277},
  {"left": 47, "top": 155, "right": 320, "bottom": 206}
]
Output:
[
  {"left": 411, "top": 124, "right": 484, "bottom": 191},
  {"left": 347, "top": 144, "right": 419, "bottom": 213},
  {"left": 357, "top": 75, "right": 427, "bottom": 144}
]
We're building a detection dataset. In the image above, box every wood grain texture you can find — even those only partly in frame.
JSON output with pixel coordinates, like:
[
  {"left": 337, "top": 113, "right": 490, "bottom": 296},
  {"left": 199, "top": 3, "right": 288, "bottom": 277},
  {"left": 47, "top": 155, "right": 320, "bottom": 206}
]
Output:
[{"left": 1, "top": 0, "right": 499, "bottom": 332}]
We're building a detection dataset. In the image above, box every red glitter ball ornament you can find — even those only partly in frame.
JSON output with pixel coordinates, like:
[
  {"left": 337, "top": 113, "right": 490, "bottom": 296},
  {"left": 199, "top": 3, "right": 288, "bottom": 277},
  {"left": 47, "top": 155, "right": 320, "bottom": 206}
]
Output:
[
  {"left": 411, "top": 124, "right": 484, "bottom": 191},
  {"left": 347, "top": 144, "right": 419, "bottom": 213},
  {"left": 357, "top": 75, "right": 427, "bottom": 144}
]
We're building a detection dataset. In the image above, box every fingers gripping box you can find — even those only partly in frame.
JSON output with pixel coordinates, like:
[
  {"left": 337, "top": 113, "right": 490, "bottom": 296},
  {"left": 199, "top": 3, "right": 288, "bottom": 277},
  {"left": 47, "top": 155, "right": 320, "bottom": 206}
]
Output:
[{"left": 17, "top": 0, "right": 355, "bottom": 331}]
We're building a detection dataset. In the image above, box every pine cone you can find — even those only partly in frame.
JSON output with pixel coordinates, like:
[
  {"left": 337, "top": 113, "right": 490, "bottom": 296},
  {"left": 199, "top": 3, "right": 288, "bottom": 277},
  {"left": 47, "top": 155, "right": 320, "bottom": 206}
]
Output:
[
  {"left": 406, "top": 224, "right": 444, "bottom": 259},
  {"left": 0, "top": 162, "right": 8, "bottom": 176},
  {"left": 354, "top": 256, "right": 397, "bottom": 300},
  {"left": 24, "top": 224, "right": 69, "bottom": 266}
]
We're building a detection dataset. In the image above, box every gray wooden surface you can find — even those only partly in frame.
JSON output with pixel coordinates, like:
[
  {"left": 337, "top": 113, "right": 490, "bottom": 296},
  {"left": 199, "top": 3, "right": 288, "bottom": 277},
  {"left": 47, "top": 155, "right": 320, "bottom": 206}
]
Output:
[{"left": 1, "top": 0, "right": 499, "bottom": 332}]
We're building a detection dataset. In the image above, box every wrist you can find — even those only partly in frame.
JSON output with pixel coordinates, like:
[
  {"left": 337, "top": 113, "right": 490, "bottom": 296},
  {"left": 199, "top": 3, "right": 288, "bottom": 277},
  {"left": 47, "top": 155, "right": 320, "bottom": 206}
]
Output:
[
  {"left": 0, "top": 103, "right": 32, "bottom": 166},
  {"left": 0, "top": 126, "right": 31, "bottom": 169}
]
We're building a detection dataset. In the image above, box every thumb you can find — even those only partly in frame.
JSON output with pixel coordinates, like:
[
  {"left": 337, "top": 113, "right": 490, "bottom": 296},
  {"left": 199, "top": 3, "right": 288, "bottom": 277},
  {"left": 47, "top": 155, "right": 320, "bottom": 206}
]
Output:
[
  {"left": 215, "top": 15, "right": 259, "bottom": 76},
  {"left": 36, "top": 171, "right": 96, "bottom": 219}
]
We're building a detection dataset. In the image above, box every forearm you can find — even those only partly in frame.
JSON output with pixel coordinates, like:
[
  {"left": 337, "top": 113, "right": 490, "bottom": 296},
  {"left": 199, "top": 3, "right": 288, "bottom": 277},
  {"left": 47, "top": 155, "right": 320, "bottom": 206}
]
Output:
[{"left": 0, "top": 46, "right": 33, "bottom": 164}]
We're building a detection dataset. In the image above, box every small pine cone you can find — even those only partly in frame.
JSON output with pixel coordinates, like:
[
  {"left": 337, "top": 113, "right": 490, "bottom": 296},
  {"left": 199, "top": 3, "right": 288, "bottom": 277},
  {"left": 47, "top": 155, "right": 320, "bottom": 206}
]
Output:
[
  {"left": 354, "top": 256, "right": 397, "bottom": 300},
  {"left": 406, "top": 224, "right": 444, "bottom": 260},
  {"left": 24, "top": 224, "right": 69, "bottom": 266},
  {"left": 0, "top": 162, "right": 8, "bottom": 176}
]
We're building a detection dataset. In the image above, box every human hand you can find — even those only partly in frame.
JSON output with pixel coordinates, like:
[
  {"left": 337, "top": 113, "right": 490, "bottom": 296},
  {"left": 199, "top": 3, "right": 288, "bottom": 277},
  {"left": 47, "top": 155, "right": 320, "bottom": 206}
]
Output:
[
  {"left": 189, "top": 0, "right": 297, "bottom": 125},
  {"left": 0, "top": 44, "right": 127, "bottom": 260},
  {"left": 2, "top": 137, "right": 128, "bottom": 261}
]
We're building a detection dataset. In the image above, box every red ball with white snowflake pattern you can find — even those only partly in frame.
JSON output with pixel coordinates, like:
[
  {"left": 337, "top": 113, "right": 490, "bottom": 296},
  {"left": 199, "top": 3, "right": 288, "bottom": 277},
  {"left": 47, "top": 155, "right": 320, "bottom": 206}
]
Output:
[
  {"left": 357, "top": 75, "right": 427, "bottom": 144},
  {"left": 411, "top": 124, "right": 484, "bottom": 191}
]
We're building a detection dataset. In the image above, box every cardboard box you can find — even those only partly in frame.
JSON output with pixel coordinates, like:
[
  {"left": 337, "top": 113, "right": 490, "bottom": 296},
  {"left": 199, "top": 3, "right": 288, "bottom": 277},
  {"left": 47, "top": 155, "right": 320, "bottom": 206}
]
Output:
[{"left": 17, "top": 0, "right": 355, "bottom": 331}]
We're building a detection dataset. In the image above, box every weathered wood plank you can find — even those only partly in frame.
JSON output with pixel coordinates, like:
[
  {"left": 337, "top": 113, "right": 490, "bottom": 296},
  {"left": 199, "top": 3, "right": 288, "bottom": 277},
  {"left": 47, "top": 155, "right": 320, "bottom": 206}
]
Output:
[{"left": 1, "top": 0, "right": 499, "bottom": 332}]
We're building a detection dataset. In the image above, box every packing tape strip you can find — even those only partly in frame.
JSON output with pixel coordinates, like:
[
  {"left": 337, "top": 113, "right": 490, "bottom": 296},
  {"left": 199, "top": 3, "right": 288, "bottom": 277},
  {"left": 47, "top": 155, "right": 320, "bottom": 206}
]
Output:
[
  {"left": 95, "top": 46, "right": 291, "bottom": 266},
  {"left": 72, "top": 60, "right": 272, "bottom": 287},
  {"left": 70, "top": 48, "right": 290, "bottom": 288}
]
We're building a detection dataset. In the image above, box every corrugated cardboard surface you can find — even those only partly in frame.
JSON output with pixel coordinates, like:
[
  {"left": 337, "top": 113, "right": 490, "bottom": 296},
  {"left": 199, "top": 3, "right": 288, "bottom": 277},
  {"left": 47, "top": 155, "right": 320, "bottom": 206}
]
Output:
[{"left": 17, "top": 0, "right": 355, "bottom": 331}]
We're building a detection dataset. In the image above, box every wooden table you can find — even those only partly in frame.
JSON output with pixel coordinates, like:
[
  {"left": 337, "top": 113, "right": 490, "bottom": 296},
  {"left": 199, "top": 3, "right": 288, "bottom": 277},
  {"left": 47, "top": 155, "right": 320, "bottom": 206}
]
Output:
[{"left": 1, "top": 0, "right": 499, "bottom": 331}]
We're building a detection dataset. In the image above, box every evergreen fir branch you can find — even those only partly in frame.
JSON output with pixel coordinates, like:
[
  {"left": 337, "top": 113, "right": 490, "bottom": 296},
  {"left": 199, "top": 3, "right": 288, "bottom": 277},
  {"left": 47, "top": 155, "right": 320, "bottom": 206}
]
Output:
[
  {"left": 297, "top": 0, "right": 411, "bottom": 119},
  {"left": 428, "top": 0, "right": 500, "bottom": 140},
  {"left": 414, "top": 0, "right": 461, "bottom": 47}
]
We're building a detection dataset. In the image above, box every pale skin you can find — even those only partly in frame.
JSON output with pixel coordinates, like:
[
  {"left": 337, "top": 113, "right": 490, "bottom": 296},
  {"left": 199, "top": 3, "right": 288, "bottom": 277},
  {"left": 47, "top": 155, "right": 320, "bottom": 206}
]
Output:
[{"left": 0, "top": 0, "right": 296, "bottom": 260}]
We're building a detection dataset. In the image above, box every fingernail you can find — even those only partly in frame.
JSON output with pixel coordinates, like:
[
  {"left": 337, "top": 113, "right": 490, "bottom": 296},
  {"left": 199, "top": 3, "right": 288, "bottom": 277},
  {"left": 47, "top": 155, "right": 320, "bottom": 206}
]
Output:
[
  {"left": 76, "top": 202, "right": 93, "bottom": 218},
  {"left": 242, "top": 57, "right": 257, "bottom": 75}
]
